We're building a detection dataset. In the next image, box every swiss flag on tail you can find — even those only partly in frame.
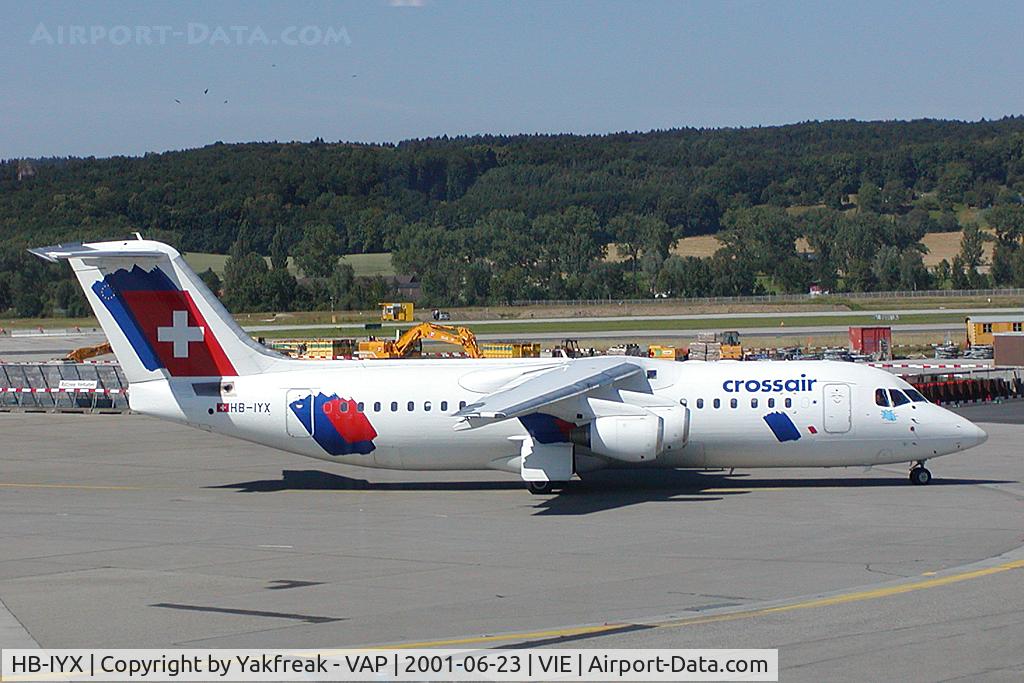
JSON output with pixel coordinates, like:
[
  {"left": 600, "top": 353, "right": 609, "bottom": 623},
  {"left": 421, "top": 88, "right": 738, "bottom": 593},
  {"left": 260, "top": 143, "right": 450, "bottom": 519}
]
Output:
[{"left": 92, "top": 265, "right": 236, "bottom": 377}]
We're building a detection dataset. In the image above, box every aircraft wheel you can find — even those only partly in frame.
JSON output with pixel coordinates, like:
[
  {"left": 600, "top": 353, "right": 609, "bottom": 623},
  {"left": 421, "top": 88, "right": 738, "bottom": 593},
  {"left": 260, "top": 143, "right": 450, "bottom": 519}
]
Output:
[
  {"left": 526, "top": 481, "right": 560, "bottom": 495},
  {"left": 909, "top": 466, "right": 932, "bottom": 486}
]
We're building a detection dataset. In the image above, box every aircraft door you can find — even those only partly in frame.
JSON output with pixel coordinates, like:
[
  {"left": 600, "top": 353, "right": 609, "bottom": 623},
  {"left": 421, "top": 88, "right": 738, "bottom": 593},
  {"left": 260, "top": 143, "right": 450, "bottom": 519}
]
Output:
[
  {"left": 822, "top": 383, "right": 851, "bottom": 433},
  {"left": 286, "top": 389, "right": 315, "bottom": 437}
]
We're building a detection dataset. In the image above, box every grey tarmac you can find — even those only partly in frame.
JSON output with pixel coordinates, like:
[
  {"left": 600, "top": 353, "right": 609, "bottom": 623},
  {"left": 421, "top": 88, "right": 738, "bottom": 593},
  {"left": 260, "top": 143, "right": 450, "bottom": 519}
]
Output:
[{"left": 0, "top": 402, "right": 1022, "bottom": 681}]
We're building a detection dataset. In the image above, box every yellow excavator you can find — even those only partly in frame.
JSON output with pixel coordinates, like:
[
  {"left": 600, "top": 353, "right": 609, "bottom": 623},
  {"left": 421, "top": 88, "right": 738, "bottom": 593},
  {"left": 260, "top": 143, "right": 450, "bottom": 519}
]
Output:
[
  {"left": 64, "top": 342, "right": 113, "bottom": 362},
  {"left": 358, "top": 322, "right": 482, "bottom": 359}
]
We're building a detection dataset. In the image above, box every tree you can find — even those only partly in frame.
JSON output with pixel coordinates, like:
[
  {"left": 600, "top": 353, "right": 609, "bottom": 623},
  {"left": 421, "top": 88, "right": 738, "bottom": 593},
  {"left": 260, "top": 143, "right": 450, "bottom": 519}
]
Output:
[
  {"left": 609, "top": 213, "right": 672, "bottom": 294},
  {"left": 937, "top": 163, "right": 973, "bottom": 207},
  {"left": 958, "top": 222, "right": 986, "bottom": 287},
  {"left": 263, "top": 268, "right": 297, "bottom": 311},
  {"left": 986, "top": 205, "right": 1024, "bottom": 285},
  {"left": 269, "top": 226, "right": 293, "bottom": 270},
  {"left": 898, "top": 248, "right": 931, "bottom": 290},
  {"left": 223, "top": 251, "right": 270, "bottom": 311},
  {"left": 293, "top": 224, "right": 342, "bottom": 279},
  {"left": 857, "top": 180, "right": 882, "bottom": 214},
  {"left": 198, "top": 268, "right": 222, "bottom": 295},
  {"left": 872, "top": 246, "right": 902, "bottom": 290},
  {"left": 880, "top": 179, "right": 909, "bottom": 214},
  {"left": 327, "top": 263, "right": 356, "bottom": 309},
  {"left": 797, "top": 208, "right": 841, "bottom": 292},
  {"left": 657, "top": 256, "right": 710, "bottom": 297},
  {"left": 933, "top": 258, "right": 952, "bottom": 288},
  {"left": 545, "top": 206, "right": 605, "bottom": 280}
]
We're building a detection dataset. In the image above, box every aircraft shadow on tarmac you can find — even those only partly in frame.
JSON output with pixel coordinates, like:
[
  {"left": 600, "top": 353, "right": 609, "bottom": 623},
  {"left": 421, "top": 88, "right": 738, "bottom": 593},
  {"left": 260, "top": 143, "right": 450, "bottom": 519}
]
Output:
[{"left": 212, "top": 469, "right": 1012, "bottom": 516}]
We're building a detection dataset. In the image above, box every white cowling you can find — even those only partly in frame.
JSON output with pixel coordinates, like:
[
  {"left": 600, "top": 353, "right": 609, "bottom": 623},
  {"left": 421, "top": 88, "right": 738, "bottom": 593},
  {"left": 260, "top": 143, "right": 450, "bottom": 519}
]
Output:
[{"left": 587, "top": 414, "right": 664, "bottom": 462}]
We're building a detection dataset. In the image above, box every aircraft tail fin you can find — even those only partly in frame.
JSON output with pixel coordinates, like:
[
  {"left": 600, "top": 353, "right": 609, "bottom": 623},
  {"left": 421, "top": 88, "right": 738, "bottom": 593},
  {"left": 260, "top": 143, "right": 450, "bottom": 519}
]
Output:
[{"left": 31, "top": 238, "right": 290, "bottom": 383}]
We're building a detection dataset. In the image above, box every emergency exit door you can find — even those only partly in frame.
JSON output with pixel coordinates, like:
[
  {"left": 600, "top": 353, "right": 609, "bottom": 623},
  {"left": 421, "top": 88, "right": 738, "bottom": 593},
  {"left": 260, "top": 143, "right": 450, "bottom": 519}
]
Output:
[{"left": 822, "top": 383, "right": 851, "bottom": 433}]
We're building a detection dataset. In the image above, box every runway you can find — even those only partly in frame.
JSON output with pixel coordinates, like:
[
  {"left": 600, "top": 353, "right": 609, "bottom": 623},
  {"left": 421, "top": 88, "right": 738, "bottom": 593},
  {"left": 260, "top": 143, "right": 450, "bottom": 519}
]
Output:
[
  {"left": 0, "top": 404, "right": 1022, "bottom": 680},
  {"left": 242, "top": 306, "right": 1021, "bottom": 332}
]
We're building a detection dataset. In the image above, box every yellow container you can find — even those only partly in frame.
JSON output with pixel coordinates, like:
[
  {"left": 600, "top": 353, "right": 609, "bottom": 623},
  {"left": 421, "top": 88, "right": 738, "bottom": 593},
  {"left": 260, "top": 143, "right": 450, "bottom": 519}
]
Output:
[
  {"left": 480, "top": 341, "right": 541, "bottom": 358},
  {"left": 966, "top": 316, "right": 1024, "bottom": 346},
  {"left": 648, "top": 345, "right": 684, "bottom": 360}
]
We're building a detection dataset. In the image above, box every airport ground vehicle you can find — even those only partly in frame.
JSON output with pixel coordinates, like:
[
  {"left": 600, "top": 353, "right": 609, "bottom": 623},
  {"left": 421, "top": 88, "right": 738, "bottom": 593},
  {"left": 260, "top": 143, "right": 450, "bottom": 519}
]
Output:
[
  {"left": 720, "top": 330, "right": 743, "bottom": 360},
  {"left": 34, "top": 238, "right": 988, "bottom": 494},
  {"left": 379, "top": 302, "right": 414, "bottom": 322},
  {"left": 358, "top": 322, "right": 482, "bottom": 359}
]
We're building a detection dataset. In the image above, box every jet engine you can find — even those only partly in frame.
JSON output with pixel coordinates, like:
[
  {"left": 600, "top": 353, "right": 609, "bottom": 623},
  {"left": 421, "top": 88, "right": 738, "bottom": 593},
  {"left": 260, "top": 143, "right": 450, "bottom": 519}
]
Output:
[{"left": 571, "top": 413, "right": 664, "bottom": 462}]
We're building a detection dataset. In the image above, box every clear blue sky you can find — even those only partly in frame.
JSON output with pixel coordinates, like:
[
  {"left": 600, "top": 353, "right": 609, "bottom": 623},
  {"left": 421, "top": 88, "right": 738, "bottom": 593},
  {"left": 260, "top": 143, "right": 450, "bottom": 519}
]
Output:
[{"left": 3, "top": 0, "right": 1024, "bottom": 158}]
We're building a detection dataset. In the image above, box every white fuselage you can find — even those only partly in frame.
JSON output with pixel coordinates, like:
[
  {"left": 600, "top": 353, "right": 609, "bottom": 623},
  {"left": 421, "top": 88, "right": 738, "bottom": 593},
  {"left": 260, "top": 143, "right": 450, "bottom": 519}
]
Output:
[{"left": 128, "top": 358, "right": 987, "bottom": 474}]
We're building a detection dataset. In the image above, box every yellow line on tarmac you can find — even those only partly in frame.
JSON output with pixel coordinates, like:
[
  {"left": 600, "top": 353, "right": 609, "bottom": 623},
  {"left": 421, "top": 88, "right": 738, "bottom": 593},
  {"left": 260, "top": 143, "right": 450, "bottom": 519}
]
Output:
[
  {"left": 378, "top": 557, "right": 1024, "bottom": 649},
  {"left": 0, "top": 482, "right": 140, "bottom": 491}
]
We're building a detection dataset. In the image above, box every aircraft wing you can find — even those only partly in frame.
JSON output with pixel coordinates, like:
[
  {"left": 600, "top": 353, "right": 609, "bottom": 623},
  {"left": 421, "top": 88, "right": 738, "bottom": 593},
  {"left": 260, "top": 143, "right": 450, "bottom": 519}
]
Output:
[{"left": 453, "top": 357, "right": 644, "bottom": 423}]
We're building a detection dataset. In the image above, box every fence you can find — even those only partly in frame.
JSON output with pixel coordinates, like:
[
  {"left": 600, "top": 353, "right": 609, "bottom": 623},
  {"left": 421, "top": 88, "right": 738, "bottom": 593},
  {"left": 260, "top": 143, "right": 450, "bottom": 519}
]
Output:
[
  {"left": 0, "top": 362, "right": 130, "bottom": 412},
  {"left": 511, "top": 287, "right": 1024, "bottom": 308}
]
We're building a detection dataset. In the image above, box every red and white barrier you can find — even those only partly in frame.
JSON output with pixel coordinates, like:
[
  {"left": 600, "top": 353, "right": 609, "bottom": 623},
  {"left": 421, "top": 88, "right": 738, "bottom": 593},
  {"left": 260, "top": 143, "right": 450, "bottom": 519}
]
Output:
[
  {"left": 868, "top": 362, "right": 990, "bottom": 369},
  {"left": 1, "top": 387, "right": 125, "bottom": 394}
]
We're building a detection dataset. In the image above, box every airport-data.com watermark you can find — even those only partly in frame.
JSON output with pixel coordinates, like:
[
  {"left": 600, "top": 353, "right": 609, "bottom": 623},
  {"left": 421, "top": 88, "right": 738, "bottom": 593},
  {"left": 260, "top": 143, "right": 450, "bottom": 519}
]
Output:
[{"left": 29, "top": 23, "right": 352, "bottom": 47}]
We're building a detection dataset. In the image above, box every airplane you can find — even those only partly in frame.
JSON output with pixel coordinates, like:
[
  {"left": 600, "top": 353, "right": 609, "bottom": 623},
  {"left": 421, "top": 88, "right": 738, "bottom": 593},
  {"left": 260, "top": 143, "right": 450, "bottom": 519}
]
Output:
[{"left": 32, "top": 237, "right": 988, "bottom": 494}]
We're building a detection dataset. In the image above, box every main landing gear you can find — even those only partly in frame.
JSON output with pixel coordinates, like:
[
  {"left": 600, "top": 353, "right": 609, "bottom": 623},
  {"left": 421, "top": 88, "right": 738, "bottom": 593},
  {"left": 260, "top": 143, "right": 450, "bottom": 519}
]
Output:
[
  {"left": 909, "top": 462, "right": 932, "bottom": 486},
  {"left": 526, "top": 481, "right": 570, "bottom": 495}
]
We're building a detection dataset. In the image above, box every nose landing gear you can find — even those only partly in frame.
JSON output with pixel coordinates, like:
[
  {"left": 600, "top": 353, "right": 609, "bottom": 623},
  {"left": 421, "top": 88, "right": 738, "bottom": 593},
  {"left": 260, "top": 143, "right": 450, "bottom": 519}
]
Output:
[{"left": 909, "top": 461, "right": 932, "bottom": 485}]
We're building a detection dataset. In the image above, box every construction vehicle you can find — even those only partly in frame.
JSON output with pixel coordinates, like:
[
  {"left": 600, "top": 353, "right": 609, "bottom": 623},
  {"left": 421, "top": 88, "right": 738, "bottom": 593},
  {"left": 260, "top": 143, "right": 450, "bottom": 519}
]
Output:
[
  {"left": 543, "top": 338, "right": 583, "bottom": 358},
  {"left": 721, "top": 330, "right": 743, "bottom": 360},
  {"left": 63, "top": 342, "right": 113, "bottom": 362},
  {"left": 379, "top": 302, "right": 415, "bottom": 322},
  {"left": 358, "top": 322, "right": 482, "bottom": 359}
]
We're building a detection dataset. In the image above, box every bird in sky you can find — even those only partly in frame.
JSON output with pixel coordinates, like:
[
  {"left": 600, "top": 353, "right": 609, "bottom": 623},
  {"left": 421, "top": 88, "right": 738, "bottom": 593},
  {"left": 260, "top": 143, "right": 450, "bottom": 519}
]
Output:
[
  {"left": 203, "top": 88, "right": 209, "bottom": 94},
  {"left": 174, "top": 99, "right": 181, "bottom": 104}
]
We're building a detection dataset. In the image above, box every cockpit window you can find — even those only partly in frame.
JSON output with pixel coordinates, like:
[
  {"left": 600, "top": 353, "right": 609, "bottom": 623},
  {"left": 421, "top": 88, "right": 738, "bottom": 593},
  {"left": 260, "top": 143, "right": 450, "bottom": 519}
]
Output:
[
  {"left": 904, "top": 388, "right": 928, "bottom": 403},
  {"left": 875, "top": 388, "right": 890, "bottom": 406},
  {"left": 889, "top": 389, "right": 911, "bottom": 407}
]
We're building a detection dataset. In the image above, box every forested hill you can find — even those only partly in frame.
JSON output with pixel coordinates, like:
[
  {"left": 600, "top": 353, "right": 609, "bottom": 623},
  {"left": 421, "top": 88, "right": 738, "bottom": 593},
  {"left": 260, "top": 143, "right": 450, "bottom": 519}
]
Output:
[
  {"left": 4, "top": 118, "right": 1024, "bottom": 252},
  {"left": 3, "top": 117, "right": 1024, "bottom": 314}
]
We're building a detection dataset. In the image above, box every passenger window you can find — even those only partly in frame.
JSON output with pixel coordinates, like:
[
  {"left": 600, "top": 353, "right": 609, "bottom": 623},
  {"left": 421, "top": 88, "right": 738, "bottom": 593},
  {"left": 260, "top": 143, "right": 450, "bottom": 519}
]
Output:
[
  {"left": 905, "top": 389, "right": 928, "bottom": 403},
  {"left": 459, "top": 400, "right": 466, "bottom": 409},
  {"left": 440, "top": 401, "right": 448, "bottom": 411},
  {"left": 875, "top": 388, "right": 890, "bottom": 407},
  {"left": 373, "top": 401, "right": 381, "bottom": 412},
  {"left": 390, "top": 401, "right": 398, "bottom": 412},
  {"left": 424, "top": 401, "right": 432, "bottom": 412},
  {"left": 767, "top": 398, "right": 775, "bottom": 408},
  {"left": 751, "top": 398, "right": 758, "bottom": 409},
  {"left": 784, "top": 398, "right": 792, "bottom": 408},
  {"left": 407, "top": 401, "right": 415, "bottom": 412},
  {"left": 889, "top": 389, "right": 911, "bottom": 407},
  {"left": 730, "top": 398, "right": 738, "bottom": 409},
  {"left": 713, "top": 398, "right": 721, "bottom": 409},
  {"left": 696, "top": 398, "right": 704, "bottom": 409}
]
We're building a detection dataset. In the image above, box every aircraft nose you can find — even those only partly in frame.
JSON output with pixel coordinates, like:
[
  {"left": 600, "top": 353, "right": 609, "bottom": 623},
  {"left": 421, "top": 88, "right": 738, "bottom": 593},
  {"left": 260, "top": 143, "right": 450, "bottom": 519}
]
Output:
[
  {"left": 967, "top": 422, "right": 988, "bottom": 448},
  {"left": 951, "top": 415, "right": 987, "bottom": 449}
]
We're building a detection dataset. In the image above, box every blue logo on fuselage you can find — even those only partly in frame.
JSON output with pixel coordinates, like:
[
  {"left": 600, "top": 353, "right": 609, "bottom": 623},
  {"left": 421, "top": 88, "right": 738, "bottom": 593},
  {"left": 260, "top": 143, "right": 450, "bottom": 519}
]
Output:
[{"left": 723, "top": 374, "right": 817, "bottom": 393}]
